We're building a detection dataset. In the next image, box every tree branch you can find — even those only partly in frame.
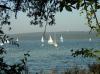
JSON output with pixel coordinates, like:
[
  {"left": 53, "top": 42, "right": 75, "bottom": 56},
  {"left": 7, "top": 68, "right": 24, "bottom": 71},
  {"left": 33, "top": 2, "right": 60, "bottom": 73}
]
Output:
[{"left": 0, "top": 5, "right": 11, "bottom": 9}]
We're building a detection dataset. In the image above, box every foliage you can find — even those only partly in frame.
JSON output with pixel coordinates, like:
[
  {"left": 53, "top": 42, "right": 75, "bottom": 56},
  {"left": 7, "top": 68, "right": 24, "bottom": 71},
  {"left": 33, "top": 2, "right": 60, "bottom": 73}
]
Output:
[
  {"left": 0, "top": 0, "right": 100, "bottom": 74},
  {"left": 0, "top": 0, "right": 100, "bottom": 33},
  {"left": 0, "top": 45, "right": 30, "bottom": 74},
  {"left": 0, "top": 30, "right": 30, "bottom": 74},
  {"left": 71, "top": 48, "right": 100, "bottom": 61}
]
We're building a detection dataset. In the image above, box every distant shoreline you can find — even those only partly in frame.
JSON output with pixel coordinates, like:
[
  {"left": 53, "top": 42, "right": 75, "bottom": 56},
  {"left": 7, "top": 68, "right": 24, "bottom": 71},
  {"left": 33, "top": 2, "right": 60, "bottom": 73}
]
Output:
[{"left": 9, "top": 31, "right": 99, "bottom": 40}]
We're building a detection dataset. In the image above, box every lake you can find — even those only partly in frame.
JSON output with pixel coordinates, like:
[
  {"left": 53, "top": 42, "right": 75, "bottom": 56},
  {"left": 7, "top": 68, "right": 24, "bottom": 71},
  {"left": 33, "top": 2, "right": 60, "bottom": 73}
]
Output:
[{"left": 3, "top": 32, "right": 100, "bottom": 73}]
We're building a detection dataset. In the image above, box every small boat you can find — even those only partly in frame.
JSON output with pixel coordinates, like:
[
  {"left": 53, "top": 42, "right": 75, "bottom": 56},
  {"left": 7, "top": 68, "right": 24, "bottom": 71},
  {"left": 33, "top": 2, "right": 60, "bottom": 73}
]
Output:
[
  {"left": 4, "top": 41, "right": 7, "bottom": 43},
  {"left": 0, "top": 43, "right": 4, "bottom": 46},
  {"left": 4, "top": 39, "right": 9, "bottom": 44},
  {"left": 60, "top": 34, "right": 63, "bottom": 42},
  {"left": 41, "top": 36, "right": 44, "bottom": 43},
  {"left": 6, "top": 39, "right": 10, "bottom": 43},
  {"left": 53, "top": 34, "right": 58, "bottom": 47},
  {"left": 41, "top": 36, "right": 44, "bottom": 46},
  {"left": 16, "top": 37, "right": 19, "bottom": 42},
  {"left": 89, "top": 38, "right": 92, "bottom": 42},
  {"left": 48, "top": 35, "right": 54, "bottom": 45},
  {"left": 53, "top": 39, "right": 58, "bottom": 47}
]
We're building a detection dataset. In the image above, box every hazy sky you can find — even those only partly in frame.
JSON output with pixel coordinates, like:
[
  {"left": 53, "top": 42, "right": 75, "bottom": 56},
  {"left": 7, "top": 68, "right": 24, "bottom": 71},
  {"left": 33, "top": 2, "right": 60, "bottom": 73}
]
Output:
[{"left": 3, "top": 9, "right": 100, "bottom": 34}]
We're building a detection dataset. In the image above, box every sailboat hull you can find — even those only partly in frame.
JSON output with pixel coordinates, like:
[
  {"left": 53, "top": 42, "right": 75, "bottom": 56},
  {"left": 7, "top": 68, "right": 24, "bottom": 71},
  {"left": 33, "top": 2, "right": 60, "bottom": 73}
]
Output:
[{"left": 48, "top": 41, "right": 54, "bottom": 45}]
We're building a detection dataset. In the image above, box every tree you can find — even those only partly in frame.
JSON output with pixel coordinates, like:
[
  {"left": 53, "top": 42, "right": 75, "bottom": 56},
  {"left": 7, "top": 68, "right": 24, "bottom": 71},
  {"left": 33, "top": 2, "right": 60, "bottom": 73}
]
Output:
[
  {"left": 0, "top": 0, "right": 100, "bottom": 74},
  {"left": 0, "top": 0, "right": 100, "bottom": 34}
]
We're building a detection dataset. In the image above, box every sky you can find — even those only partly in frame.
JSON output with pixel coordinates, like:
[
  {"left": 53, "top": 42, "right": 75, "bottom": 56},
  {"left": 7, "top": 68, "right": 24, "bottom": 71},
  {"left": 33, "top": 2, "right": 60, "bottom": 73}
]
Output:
[{"left": 3, "top": 9, "right": 100, "bottom": 34}]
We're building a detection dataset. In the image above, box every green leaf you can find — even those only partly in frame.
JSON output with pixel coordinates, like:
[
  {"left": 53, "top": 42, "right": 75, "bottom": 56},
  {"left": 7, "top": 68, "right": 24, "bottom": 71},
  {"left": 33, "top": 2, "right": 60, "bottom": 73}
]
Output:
[
  {"left": 65, "top": 5, "right": 72, "bottom": 12},
  {"left": 60, "top": 6, "right": 64, "bottom": 12},
  {"left": 0, "top": 30, "right": 4, "bottom": 34},
  {"left": 81, "top": 3, "right": 85, "bottom": 7},
  {"left": 60, "top": 2, "right": 64, "bottom": 12},
  {"left": 84, "top": 5, "right": 87, "bottom": 10},
  {"left": 94, "top": 50, "right": 100, "bottom": 56},
  {"left": 97, "top": 5, "right": 100, "bottom": 9},
  {"left": 76, "top": 3, "right": 80, "bottom": 9}
]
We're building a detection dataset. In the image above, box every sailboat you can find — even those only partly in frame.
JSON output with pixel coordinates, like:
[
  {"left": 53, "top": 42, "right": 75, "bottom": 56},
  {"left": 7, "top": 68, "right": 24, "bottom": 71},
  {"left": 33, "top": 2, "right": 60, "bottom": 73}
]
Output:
[
  {"left": 53, "top": 34, "right": 58, "bottom": 47},
  {"left": 48, "top": 35, "right": 54, "bottom": 45},
  {"left": 41, "top": 36, "right": 44, "bottom": 46},
  {"left": 4, "top": 39, "right": 10, "bottom": 44},
  {"left": 4, "top": 41, "right": 7, "bottom": 43},
  {"left": 16, "top": 37, "right": 19, "bottom": 42},
  {"left": 0, "top": 42, "right": 4, "bottom": 46},
  {"left": 89, "top": 38, "right": 92, "bottom": 42},
  {"left": 6, "top": 39, "right": 10, "bottom": 43},
  {"left": 53, "top": 39, "right": 58, "bottom": 47},
  {"left": 60, "top": 34, "right": 63, "bottom": 42},
  {"left": 41, "top": 36, "right": 44, "bottom": 43}
]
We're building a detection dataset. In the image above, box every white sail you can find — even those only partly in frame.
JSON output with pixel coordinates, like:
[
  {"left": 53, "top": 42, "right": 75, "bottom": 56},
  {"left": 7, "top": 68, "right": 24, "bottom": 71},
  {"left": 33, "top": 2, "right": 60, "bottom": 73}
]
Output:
[
  {"left": 7, "top": 39, "right": 10, "bottom": 43},
  {"left": 4, "top": 41, "right": 7, "bottom": 43},
  {"left": 53, "top": 34, "right": 58, "bottom": 47},
  {"left": 16, "top": 37, "right": 19, "bottom": 42},
  {"left": 60, "top": 35, "right": 63, "bottom": 42},
  {"left": 53, "top": 40, "right": 58, "bottom": 47},
  {"left": 89, "top": 38, "right": 92, "bottom": 42},
  {"left": 0, "top": 43, "right": 4, "bottom": 46},
  {"left": 41, "top": 36, "right": 44, "bottom": 43},
  {"left": 4, "top": 39, "right": 10, "bottom": 44},
  {"left": 48, "top": 35, "right": 54, "bottom": 44}
]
